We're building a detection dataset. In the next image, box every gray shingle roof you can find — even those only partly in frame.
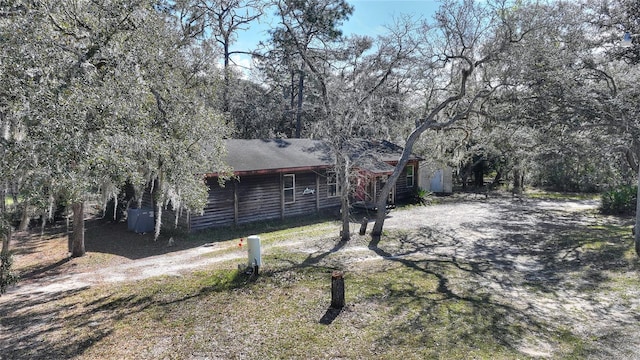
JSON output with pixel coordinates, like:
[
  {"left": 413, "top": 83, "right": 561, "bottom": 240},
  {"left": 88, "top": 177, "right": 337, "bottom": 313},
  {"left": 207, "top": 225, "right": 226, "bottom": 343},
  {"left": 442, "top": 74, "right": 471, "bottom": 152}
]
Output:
[
  {"left": 224, "top": 139, "right": 332, "bottom": 174},
  {"left": 222, "top": 139, "right": 420, "bottom": 175}
]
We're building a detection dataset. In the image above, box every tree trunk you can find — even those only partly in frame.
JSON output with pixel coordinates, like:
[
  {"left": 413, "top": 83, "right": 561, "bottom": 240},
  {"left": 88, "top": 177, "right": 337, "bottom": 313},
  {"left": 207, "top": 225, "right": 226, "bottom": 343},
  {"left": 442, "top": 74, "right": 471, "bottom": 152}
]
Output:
[
  {"left": 18, "top": 204, "right": 29, "bottom": 231},
  {"left": 154, "top": 198, "right": 162, "bottom": 242},
  {"left": 1, "top": 225, "right": 10, "bottom": 257},
  {"left": 67, "top": 209, "right": 72, "bottom": 253},
  {"left": 11, "top": 187, "right": 18, "bottom": 211},
  {"left": 372, "top": 135, "right": 420, "bottom": 238},
  {"left": 634, "top": 162, "right": 640, "bottom": 257},
  {"left": 359, "top": 217, "right": 368, "bottom": 235},
  {"left": 223, "top": 39, "right": 230, "bottom": 113},
  {"left": 513, "top": 167, "right": 523, "bottom": 194},
  {"left": 473, "top": 161, "right": 484, "bottom": 188},
  {"left": 0, "top": 182, "right": 6, "bottom": 214},
  {"left": 491, "top": 170, "right": 502, "bottom": 189},
  {"left": 338, "top": 155, "right": 350, "bottom": 241},
  {"left": 70, "top": 201, "right": 85, "bottom": 257},
  {"left": 0, "top": 223, "right": 14, "bottom": 294},
  {"left": 295, "top": 70, "right": 304, "bottom": 138},
  {"left": 154, "top": 174, "right": 163, "bottom": 241},
  {"left": 340, "top": 195, "right": 350, "bottom": 241}
]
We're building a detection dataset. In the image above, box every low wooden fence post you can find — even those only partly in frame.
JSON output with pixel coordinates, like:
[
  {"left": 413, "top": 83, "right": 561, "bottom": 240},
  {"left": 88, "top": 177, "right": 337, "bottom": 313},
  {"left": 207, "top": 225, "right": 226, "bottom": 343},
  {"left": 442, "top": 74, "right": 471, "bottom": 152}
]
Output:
[
  {"left": 331, "top": 271, "right": 345, "bottom": 309},
  {"left": 359, "top": 217, "right": 368, "bottom": 235}
]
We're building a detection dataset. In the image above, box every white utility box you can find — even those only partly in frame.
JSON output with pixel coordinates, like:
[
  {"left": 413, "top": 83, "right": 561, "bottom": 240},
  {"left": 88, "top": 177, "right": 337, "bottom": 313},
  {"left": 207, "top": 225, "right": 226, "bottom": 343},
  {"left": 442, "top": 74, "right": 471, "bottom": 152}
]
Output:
[{"left": 247, "top": 235, "right": 262, "bottom": 267}]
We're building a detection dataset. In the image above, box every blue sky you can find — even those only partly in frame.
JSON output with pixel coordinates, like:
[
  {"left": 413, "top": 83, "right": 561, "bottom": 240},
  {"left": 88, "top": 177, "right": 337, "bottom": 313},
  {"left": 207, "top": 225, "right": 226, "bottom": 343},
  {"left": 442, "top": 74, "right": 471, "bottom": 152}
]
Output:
[
  {"left": 232, "top": 0, "right": 441, "bottom": 69},
  {"left": 343, "top": 0, "right": 440, "bottom": 37}
]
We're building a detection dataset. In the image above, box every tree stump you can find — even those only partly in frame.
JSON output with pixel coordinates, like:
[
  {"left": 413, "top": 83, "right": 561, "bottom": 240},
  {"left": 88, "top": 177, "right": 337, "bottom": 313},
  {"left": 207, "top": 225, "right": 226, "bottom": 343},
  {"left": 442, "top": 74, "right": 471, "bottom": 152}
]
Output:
[
  {"left": 331, "top": 271, "right": 345, "bottom": 309},
  {"left": 359, "top": 217, "right": 368, "bottom": 235}
]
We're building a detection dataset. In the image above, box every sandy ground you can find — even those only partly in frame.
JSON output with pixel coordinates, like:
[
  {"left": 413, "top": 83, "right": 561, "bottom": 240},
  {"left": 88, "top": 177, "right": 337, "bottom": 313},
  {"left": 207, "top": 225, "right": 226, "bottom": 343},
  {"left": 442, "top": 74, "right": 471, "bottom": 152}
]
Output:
[{"left": 0, "top": 196, "right": 515, "bottom": 298}]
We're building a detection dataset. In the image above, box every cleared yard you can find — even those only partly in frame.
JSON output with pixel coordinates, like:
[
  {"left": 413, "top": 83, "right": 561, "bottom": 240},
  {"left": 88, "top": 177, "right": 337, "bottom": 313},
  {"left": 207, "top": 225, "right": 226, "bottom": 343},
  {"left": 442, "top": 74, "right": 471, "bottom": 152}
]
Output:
[{"left": 1, "top": 193, "right": 639, "bottom": 359}]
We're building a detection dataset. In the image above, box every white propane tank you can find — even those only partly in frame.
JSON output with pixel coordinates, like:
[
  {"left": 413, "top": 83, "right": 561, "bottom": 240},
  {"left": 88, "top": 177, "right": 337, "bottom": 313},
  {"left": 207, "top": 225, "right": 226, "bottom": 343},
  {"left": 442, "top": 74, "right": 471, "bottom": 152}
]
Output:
[{"left": 247, "top": 235, "right": 262, "bottom": 267}]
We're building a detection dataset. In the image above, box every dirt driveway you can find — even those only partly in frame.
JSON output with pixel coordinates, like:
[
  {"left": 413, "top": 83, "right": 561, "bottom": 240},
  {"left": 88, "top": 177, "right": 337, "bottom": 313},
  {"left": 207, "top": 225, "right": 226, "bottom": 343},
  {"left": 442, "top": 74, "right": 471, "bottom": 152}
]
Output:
[
  {"left": 380, "top": 196, "right": 640, "bottom": 359},
  {"left": 2, "top": 194, "right": 639, "bottom": 359}
]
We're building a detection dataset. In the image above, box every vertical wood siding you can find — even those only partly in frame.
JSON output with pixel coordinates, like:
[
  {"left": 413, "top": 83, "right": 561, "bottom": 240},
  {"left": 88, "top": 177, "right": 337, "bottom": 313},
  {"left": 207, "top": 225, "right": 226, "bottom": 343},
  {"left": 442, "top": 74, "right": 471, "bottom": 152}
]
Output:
[
  {"left": 318, "top": 170, "right": 342, "bottom": 209},
  {"left": 182, "top": 164, "right": 419, "bottom": 232},
  {"left": 395, "top": 162, "right": 418, "bottom": 201},
  {"left": 186, "top": 171, "right": 344, "bottom": 231},
  {"left": 284, "top": 172, "right": 318, "bottom": 217},
  {"left": 236, "top": 174, "right": 282, "bottom": 224},
  {"left": 189, "top": 178, "right": 235, "bottom": 230}
]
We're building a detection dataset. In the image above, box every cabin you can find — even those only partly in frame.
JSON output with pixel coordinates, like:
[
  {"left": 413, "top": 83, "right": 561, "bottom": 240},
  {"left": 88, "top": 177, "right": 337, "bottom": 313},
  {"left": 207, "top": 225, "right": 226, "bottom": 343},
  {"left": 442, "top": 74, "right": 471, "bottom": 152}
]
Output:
[{"left": 167, "top": 139, "right": 421, "bottom": 232}]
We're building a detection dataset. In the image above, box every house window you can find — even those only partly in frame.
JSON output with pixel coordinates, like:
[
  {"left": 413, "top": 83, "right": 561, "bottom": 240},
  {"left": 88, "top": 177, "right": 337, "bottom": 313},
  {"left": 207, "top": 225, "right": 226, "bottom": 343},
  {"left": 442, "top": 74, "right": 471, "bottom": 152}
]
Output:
[
  {"left": 327, "top": 171, "right": 339, "bottom": 197},
  {"left": 406, "top": 165, "right": 415, "bottom": 188},
  {"left": 283, "top": 174, "right": 295, "bottom": 204}
]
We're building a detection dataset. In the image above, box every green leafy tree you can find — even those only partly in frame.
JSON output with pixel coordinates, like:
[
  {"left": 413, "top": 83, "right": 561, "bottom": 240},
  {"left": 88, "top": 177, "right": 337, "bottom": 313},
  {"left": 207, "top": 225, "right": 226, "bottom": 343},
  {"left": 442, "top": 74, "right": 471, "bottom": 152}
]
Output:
[
  {"left": 0, "top": 0, "right": 230, "bottom": 256},
  {"left": 370, "top": 0, "right": 543, "bottom": 237},
  {"left": 266, "top": 0, "right": 421, "bottom": 240},
  {"left": 596, "top": 0, "right": 640, "bottom": 254}
]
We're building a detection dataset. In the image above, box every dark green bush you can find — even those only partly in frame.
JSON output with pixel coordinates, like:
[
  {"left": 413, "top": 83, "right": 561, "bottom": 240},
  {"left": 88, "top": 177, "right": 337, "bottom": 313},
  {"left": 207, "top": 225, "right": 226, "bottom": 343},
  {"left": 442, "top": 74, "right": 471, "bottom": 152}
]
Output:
[
  {"left": 411, "top": 187, "right": 432, "bottom": 205},
  {"left": 0, "top": 252, "right": 18, "bottom": 295},
  {"left": 600, "top": 185, "right": 638, "bottom": 215}
]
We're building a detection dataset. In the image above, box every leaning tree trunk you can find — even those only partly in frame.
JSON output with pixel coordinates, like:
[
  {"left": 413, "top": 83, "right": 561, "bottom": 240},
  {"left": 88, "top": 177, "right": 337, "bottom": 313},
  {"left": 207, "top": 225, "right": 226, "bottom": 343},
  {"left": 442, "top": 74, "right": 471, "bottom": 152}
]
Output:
[
  {"left": 70, "top": 201, "right": 85, "bottom": 257},
  {"left": 371, "top": 126, "right": 429, "bottom": 239},
  {"left": 371, "top": 149, "right": 415, "bottom": 239},
  {"left": 371, "top": 94, "right": 479, "bottom": 237}
]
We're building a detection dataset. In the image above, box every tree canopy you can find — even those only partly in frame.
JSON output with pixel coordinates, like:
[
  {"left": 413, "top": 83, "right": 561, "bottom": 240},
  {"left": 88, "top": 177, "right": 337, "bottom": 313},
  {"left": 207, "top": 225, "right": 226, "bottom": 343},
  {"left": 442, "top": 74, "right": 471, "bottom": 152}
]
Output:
[
  {"left": 2, "top": 0, "right": 640, "bottom": 253},
  {"left": 1, "top": 0, "right": 230, "bottom": 255}
]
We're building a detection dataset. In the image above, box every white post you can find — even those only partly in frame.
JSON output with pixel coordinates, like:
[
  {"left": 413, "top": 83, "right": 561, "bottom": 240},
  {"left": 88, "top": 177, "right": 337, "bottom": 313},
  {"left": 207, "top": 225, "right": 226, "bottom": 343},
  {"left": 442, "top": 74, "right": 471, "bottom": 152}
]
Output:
[{"left": 247, "top": 235, "right": 262, "bottom": 268}]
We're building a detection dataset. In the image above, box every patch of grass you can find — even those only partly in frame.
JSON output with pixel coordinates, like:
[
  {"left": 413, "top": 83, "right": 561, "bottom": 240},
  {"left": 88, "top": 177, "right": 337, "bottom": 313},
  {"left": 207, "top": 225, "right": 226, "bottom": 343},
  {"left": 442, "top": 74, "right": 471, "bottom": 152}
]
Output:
[
  {"left": 526, "top": 190, "right": 600, "bottom": 201},
  {"left": 187, "top": 213, "right": 340, "bottom": 245},
  {"left": 114, "top": 264, "right": 511, "bottom": 358},
  {"left": 41, "top": 246, "right": 588, "bottom": 358},
  {"left": 3, "top": 196, "right": 22, "bottom": 208},
  {"left": 554, "top": 328, "right": 590, "bottom": 359},
  {"left": 196, "top": 220, "right": 340, "bottom": 261}
]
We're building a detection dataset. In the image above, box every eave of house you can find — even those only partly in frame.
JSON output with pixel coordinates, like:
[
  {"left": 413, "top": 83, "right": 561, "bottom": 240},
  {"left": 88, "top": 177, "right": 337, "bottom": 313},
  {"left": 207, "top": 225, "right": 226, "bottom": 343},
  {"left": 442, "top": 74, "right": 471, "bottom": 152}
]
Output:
[{"left": 205, "top": 164, "right": 334, "bottom": 178}]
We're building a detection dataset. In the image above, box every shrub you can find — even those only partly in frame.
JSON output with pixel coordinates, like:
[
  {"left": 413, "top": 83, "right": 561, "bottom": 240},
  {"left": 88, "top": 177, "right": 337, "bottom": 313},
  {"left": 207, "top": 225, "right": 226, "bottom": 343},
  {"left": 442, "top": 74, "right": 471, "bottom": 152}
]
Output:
[
  {"left": 0, "top": 252, "right": 18, "bottom": 295},
  {"left": 0, "top": 218, "right": 18, "bottom": 295},
  {"left": 600, "top": 185, "right": 638, "bottom": 215},
  {"left": 411, "top": 187, "right": 432, "bottom": 205}
]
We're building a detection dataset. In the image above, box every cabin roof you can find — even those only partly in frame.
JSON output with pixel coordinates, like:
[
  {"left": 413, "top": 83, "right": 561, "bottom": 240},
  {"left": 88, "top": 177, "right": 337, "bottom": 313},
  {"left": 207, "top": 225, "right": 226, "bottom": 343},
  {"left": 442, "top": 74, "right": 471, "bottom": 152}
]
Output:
[
  {"left": 217, "top": 138, "right": 421, "bottom": 176},
  {"left": 223, "top": 139, "right": 331, "bottom": 174}
]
